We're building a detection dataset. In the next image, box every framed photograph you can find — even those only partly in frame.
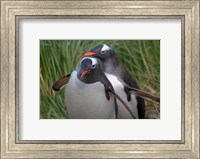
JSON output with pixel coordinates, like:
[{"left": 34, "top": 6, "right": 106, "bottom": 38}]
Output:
[
  {"left": 40, "top": 40, "right": 160, "bottom": 120},
  {"left": 1, "top": 0, "right": 199, "bottom": 158}
]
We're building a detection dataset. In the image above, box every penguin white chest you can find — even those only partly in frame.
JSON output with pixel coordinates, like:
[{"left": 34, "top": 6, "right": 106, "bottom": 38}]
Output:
[
  {"left": 65, "top": 71, "right": 115, "bottom": 119},
  {"left": 105, "top": 73, "right": 139, "bottom": 119}
]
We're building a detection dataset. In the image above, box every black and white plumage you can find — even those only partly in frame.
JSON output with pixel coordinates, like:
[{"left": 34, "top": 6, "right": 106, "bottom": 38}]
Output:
[
  {"left": 66, "top": 57, "right": 116, "bottom": 119},
  {"left": 83, "top": 44, "right": 146, "bottom": 119},
  {"left": 53, "top": 57, "right": 135, "bottom": 119}
]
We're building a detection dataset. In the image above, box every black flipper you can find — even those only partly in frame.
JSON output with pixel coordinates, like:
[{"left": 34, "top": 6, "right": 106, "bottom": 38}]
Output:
[
  {"left": 104, "top": 87, "right": 110, "bottom": 101},
  {"left": 124, "top": 86, "right": 131, "bottom": 101},
  {"left": 52, "top": 74, "right": 71, "bottom": 91},
  {"left": 127, "top": 86, "right": 160, "bottom": 103}
]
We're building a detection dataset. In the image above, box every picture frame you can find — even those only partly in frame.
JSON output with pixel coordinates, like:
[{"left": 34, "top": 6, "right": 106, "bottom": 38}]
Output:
[{"left": 1, "top": 0, "right": 199, "bottom": 158}]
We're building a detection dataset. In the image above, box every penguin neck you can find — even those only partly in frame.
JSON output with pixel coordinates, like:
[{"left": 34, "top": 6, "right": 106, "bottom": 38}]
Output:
[{"left": 103, "top": 55, "right": 119, "bottom": 73}]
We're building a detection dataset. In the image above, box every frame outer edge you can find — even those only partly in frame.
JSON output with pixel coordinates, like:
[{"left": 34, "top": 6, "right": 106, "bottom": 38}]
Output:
[
  {"left": 1, "top": 1, "right": 10, "bottom": 158},
  {"left": 1, "top": 0, "right": 200, "bottom": 158},
  {"left": 192, "top": 1, "right": 199, "bottom": 158}
]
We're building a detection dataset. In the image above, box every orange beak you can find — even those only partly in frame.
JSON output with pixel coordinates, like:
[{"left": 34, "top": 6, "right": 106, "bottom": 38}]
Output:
[
  {"left": 83, "top": 52, "right": 98, "bottom": 57},
  {"left": 80, "top": 69, "right": 90, "bottom": 78}
]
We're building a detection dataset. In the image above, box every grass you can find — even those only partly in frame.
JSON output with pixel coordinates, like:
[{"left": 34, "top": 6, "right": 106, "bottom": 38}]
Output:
[{"left": 40, "top": 40, "right": 160, "bottom": 119}]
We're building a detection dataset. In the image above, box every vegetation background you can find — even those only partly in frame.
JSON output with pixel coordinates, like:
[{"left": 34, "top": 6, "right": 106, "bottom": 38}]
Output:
[{"left": 40, "top": 40, "right": 160, "bottom": 119}]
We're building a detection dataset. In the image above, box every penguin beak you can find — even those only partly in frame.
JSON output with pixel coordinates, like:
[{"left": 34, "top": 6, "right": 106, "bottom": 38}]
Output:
[
  {"left": 83, "top": 52, "right": 98, "bottom": 57},
  {"left": 80, "top": 69, "right": 90, "bottom": 78}
]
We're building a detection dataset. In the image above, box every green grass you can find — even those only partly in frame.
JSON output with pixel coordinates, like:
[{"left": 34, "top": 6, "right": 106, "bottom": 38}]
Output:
[{"left": 40, "top": 40, "right": 160, "bottom": 119}]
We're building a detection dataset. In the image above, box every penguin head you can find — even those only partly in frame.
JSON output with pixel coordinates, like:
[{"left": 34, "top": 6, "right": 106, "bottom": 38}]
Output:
[
  {"left": 83, "top": 44, "right": 115, "bottom": 61},
  {"left": 77, "top": 57, "right": 102, "bottom": 83}
]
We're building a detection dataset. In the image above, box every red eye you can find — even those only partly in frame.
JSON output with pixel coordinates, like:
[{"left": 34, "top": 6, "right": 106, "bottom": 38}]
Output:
[{"left": 91, "top": 64, "right": 96, "bottom": 69}]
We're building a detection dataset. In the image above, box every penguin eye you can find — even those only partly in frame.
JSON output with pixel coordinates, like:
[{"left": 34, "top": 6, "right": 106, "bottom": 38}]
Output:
[
  {"left": 101, "top": 50, "right": 106, "bottom": 54},
  {"left": 91, "top": 64, "right": 96, "bottom": 69}
]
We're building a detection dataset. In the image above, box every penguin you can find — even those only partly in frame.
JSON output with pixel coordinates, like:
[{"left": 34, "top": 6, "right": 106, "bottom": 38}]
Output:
[
  {"left": 83, "top": 44, "right": 146, "bottom": 119},
  {"left": 53, "top": 57, "right": 136, "bottom": 119}
]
